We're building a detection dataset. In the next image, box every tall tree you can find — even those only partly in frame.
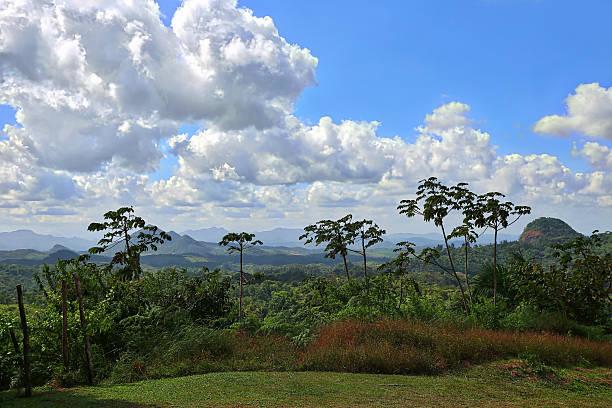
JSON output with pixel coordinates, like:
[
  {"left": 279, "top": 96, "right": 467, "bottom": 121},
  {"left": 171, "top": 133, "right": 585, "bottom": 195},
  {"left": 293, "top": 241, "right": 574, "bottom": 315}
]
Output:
[
  {"left": 88, "top": 207, "right": 171, "bottom": 280},
  {"left": 472, "top": 192, "right": 531, "bottom": 305},
  {"left": 300, "top": 215, "right": 355, "bottom": 281},
  {"left": 448, "top": 223, "right": 478, "bottom": 303},
  {"left": 348, "top": 219, "right": 385, "bottom": 298},
  {"left": 398, "top": 177, "right": 470, "bottom": 312},
  {"left": 219, "top": 232, "right": 263, "bottom": 321}
]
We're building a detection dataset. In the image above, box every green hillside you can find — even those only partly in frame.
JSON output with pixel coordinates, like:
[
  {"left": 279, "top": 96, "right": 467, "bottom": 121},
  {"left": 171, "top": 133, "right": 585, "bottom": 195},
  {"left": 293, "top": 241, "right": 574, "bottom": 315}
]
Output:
[{"left": 519, "top": 217, "right": 582, "bottom": 243}]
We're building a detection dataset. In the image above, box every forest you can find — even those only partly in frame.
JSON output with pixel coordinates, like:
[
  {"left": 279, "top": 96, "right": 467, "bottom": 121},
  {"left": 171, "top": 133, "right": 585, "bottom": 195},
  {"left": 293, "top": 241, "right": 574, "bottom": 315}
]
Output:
[{"left": 0, "top": 178, "right": 610, "bottom": 402}]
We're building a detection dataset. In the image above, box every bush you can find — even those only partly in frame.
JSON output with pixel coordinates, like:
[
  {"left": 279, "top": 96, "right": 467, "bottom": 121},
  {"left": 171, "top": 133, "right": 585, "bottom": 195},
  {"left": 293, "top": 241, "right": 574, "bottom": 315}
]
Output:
[{"left": 107, "top": 325, "right": 298, "bottom": 383}]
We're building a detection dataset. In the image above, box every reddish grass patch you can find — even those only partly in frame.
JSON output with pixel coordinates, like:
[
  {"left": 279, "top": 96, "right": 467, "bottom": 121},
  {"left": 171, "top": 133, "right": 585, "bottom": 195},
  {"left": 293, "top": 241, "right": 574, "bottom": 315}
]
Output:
[{"left": 301, "top": 320, "right": 612, "bottom": 374}]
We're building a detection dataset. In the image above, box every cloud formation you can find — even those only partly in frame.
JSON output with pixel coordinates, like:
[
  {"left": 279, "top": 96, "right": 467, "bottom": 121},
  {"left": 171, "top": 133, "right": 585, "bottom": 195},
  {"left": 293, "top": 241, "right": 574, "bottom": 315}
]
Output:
[
  {"left": 0, "top": 0, "right": 609, "bottom": 234},
  {"left": 0, "top": 0, "right": 317, "bottom": 173},
  {"left": 534, "top": 83, "right": 612, "bottom": 140}
]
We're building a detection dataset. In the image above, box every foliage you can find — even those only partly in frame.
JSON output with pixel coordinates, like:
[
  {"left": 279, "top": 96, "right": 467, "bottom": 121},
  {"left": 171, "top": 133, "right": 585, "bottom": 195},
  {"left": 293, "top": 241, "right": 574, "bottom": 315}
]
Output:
[
  {"left": 300, "top": 215, "right": 355, "bottom": 280},
  {"left": 88, "top": 207, "right": 171, "bottom": 280},
  {"left": 506, "top": 232, "right": 611, "bottom": 324}
]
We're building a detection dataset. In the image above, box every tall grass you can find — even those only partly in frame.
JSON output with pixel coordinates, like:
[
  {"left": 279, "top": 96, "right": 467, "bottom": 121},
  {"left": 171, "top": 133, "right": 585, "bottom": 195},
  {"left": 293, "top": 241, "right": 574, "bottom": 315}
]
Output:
[
  {"left": 107, "top": 325, "right": 297, "bottom": 383},
  {"left": 302, "top": 320, "right": 612, "bottom": 374}
]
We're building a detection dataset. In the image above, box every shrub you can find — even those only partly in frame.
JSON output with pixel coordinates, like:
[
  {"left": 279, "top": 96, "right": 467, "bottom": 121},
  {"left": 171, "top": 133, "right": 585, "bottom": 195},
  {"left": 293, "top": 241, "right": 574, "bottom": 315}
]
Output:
[{"left": 106, "top": 326, "right": 298, "bottom": 383}]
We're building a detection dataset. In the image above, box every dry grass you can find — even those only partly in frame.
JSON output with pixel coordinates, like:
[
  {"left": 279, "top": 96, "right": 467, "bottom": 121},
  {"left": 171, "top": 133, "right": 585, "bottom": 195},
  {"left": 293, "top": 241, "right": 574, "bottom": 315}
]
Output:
[{"left": 302, "top": 320, "right": 612, "bottom": 374}]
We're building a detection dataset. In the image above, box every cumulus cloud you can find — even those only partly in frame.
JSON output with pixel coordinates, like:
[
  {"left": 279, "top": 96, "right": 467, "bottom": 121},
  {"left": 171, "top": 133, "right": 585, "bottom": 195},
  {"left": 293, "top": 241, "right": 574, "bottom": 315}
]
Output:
[
  {"left": 421, "top": 101, "right": 471, "bottom": 133},
  {"left": 572, "top": 142, "right": 612, "bottom": 170},
  {"left": 534, "top": 83, "right": 612, "bottom": 140},
  {"left": 0, "top": 0, "right": 317, "bottom": 173}
]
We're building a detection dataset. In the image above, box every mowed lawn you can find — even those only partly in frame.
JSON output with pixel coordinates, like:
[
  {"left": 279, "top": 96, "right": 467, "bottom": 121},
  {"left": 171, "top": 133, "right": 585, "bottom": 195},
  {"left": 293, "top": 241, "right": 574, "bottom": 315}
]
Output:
[{"left": 2, "top": 364, "right": 611, "bottom": 407}]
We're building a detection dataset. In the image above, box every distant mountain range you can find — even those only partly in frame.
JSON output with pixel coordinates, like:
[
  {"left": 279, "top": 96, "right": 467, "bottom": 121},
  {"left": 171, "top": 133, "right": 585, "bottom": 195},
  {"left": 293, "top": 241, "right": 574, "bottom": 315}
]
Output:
[
  {"left": 180, "top": 227, "right": 518, "bottom": 249},
  {"left": 0, "top": 218, "right": 591, "bottom": 270},
  {"left": 0, "top": 230, "right": 95, "bottom": 251},
  {"left": 0, "top": 227, "right": 518, "bottom": 253}
]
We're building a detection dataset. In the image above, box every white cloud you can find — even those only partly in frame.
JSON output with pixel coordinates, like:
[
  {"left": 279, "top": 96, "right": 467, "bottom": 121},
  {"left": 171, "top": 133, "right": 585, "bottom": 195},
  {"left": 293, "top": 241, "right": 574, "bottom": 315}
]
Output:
[
  {"left": 572, "top": 142, "right": 612, "bottom": 170},
  {"left": 534, "top": 83, "right": 612, "bottom": 140},
  {"left": 0, "top": 0, "right": 317, "bottom": 173},
  {"left": 421, "top": 101, "right": 471, "bottom": 133}
]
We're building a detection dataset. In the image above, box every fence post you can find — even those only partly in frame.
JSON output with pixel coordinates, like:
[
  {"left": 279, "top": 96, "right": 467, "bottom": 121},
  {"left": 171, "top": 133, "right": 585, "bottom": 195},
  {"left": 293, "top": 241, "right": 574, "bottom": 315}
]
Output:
[
  {"left": 73, "top": 273, "right": 94, "bottom": 384},
  {"left": 16, "top": 285, "right": 32, "bottom": 397},
  {"left": 61, "top": 279, "right": 70, "bottom": 371}
]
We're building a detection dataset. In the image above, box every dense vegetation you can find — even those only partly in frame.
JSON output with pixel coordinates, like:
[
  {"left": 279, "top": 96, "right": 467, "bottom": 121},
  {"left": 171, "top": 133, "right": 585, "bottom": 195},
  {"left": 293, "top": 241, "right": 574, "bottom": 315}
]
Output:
[{"left": 0, "top": 178, "right": 610, "bottom": 399}]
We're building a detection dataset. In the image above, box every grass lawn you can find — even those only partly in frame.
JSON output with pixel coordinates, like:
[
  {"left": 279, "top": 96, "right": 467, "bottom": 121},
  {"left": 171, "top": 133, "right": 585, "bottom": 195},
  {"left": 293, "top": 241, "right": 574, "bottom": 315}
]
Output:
[{"left": 1, "top": 362, "right": 611, "bottom": 407}]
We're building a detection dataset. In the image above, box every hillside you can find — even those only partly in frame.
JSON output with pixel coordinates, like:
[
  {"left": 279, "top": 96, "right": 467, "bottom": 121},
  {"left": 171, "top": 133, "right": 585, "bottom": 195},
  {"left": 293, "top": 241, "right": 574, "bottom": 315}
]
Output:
[{"left": 519, "top": 217, "right": 581, "bottom": 243}]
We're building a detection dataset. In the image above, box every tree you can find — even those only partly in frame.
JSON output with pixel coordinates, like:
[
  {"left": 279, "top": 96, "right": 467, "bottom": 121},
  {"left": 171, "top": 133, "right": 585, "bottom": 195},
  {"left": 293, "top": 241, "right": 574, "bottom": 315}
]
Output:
[
  {"left": 87, "top": 207, "right": 171, "bottom": 280},
  {"left": 219, "top": 232, "right": 263, "bottom": 321},
  {"left": 448, "top": 182, "right": 479, "bottom": 303},
  {"left": 448, "top": 223, "right": 478, "bottom": 303},
  {"left": 347, "top": 219, "right": 385, "bottom": 298},
  {"left": 378, "top": 241, "right": 421, "bottom": 311},
  {"left": 472, "top": 192, "right": 531, "bottom": 305},
  {"left": 300, "top": 215, "right": 355, "bottom": 281},
  {"left": 398, "top": 177, "right": 470, "bottom": 312}
]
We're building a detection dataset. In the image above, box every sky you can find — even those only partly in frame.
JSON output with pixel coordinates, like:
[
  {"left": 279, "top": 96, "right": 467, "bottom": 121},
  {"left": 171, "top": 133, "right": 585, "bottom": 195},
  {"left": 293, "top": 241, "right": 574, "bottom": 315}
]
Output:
[{"left": 0, "top": 0, "right": 611, "bottom": 238}]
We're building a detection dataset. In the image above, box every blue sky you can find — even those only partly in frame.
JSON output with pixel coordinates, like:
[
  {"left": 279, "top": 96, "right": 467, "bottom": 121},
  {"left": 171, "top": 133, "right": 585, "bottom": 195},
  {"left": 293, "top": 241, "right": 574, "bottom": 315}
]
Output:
[{"left": 155, "top": 0, "right": 612, "bottom": 173}]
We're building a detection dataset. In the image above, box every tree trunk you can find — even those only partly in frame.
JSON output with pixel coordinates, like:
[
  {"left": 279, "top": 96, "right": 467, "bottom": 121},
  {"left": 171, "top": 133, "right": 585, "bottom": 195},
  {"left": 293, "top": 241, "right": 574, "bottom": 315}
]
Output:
[
  {"left": 239, "top": 248, "right": 243, "bottom": 321},
  {"left": 412, "top": 278, "right": 422, "bottom": 297},
  {"left": 361, "top": 235, "right": 370, "bottom": 303},
  {"left": 342, "top": 254, "right": 350, "bottom": 281},
  {"left": 464, "top": 237, "right": 472, "bottom": 304},
  {"left": 16, "top": 285, "right": 32, "bottom": 397},
  {"left": 73, "top": 273, "right": 94, "bottom": 385},
  {"left": 61, "top": 280, "right": 70, "bottom": 371},
  {"left": 397, "top": 274, "right": 404, "bottom": 311},
  {"left": 493, "top": 228, "right": 498, "bottom": 306},
  {"left": 440, "top": 224, "right": 469, "bottom": 313}
]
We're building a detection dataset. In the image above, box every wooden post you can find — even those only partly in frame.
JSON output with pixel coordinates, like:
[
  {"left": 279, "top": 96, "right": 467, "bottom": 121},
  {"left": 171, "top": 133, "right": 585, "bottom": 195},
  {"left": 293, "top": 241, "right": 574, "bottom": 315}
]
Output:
[
  {"left": 9, "top": 327, "right": 20, "bottom": 355},
  {"left": 73, "top": 273, "right": 94, "bottom": 385},
  {"left": 61, "top": 280, "right": 70, "bottom": 371},
  {"left": 9, "top": 327, "right": 22, "bottom": 389},
  {"left": 16, "top": 285, "right": 32, "bottom": 397}
]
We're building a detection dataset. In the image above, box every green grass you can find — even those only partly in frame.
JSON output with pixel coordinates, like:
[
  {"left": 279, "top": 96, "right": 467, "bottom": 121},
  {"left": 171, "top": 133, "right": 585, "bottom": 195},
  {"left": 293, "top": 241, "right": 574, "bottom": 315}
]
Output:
[{"left": 2, "top": 363, "right": 611, "bottom": 407}]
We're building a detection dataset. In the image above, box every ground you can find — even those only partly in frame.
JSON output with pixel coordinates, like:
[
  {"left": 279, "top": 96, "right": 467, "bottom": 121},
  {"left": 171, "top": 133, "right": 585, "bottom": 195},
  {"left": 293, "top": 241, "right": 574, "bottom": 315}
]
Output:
[{"left": 1, "top": 363, "right": 611, "bottom": 407}]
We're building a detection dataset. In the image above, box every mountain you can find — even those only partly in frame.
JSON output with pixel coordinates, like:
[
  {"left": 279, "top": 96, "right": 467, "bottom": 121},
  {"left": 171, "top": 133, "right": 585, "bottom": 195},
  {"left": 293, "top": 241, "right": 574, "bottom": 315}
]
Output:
[
  {"left": 154, "top": 232, "right": 225, "bottom": 256},
  {"left": 0, "top": 230, "right": 94, "bottom": 251},
  {"left": 49, "top": 244, "right": 71, "bottom": 253},
  {"left": 519, "top": 217, "right": 581, "bottom": 243}
]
